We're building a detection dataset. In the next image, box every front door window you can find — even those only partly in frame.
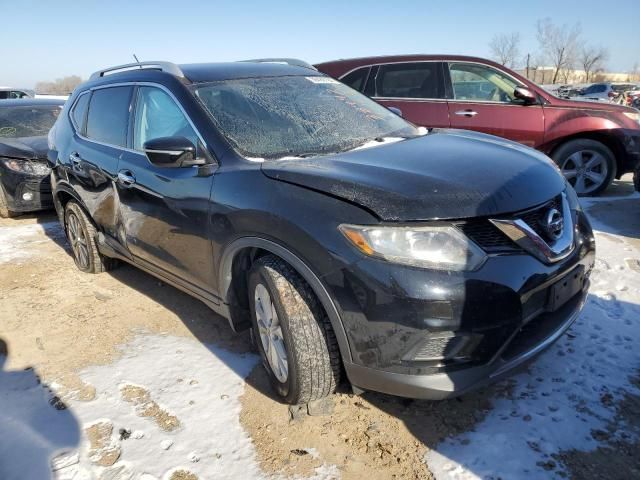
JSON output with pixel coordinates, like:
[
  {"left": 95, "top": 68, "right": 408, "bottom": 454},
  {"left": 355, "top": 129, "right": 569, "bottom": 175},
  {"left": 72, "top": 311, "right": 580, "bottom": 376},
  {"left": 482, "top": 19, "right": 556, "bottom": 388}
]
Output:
[{"left": 449, "top": 63, "right": 521, "bottom": 103}]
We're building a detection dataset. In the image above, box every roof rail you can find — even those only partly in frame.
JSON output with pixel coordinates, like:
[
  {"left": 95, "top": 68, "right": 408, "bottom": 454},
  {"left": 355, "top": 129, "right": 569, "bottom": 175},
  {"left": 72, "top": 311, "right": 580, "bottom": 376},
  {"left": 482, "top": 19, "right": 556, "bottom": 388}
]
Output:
[
  {"left": 89, "top": 61, "right": 185, "bottom": 81},
  {"left": 239, "top": 58, "right": 318, "bottom": 71}
]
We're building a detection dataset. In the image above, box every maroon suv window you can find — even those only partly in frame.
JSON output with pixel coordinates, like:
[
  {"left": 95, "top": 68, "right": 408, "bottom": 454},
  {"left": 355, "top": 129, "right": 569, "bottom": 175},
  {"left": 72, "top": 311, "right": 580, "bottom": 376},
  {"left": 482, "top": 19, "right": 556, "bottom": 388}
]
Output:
[
  {"left": 341, "top": 67, "right": 370, "bottom": 92},
  {"left": 375, "top": 63, "right": 442, "bottom": 99}
]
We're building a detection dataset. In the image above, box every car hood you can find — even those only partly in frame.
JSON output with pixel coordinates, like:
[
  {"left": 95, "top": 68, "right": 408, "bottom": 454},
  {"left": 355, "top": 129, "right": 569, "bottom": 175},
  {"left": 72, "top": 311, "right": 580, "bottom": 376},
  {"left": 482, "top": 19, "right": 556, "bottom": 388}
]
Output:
[
  {"left": 0, "top": 136, "right": 49, "bottom": 161},
  {"left": 261, "top": 129, "right": 566, "bottom": 221}
]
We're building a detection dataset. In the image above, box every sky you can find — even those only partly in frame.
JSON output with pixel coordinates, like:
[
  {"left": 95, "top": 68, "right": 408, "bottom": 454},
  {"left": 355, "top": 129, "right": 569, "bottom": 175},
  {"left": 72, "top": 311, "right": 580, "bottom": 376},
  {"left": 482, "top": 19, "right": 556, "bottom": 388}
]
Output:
[{"left": 3, "top": 0, "right": 639, "bottom": 88}]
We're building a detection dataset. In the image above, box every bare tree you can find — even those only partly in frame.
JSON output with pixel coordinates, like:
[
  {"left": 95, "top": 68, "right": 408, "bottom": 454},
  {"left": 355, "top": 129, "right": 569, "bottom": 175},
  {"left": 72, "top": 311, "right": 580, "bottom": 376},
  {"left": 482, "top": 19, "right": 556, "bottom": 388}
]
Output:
[
  {"left": 536, "top": 18, "right": 581, "bottom": 84},
  {"left": 580, "top": 46, "right": 609, "bottom": 83},
  {"left": 489, "top": 32, "right": 521, "bottom": 69},
  {"left": 34, "top": 75, "right": 83, "bottom": 95}
]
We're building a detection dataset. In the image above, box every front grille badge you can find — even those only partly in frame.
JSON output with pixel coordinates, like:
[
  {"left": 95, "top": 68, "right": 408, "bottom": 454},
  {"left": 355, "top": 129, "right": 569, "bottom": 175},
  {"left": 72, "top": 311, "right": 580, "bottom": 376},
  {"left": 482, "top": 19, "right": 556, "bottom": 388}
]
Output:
[{"left": 489, "top": 193, "right": 575, "bottom": 264}]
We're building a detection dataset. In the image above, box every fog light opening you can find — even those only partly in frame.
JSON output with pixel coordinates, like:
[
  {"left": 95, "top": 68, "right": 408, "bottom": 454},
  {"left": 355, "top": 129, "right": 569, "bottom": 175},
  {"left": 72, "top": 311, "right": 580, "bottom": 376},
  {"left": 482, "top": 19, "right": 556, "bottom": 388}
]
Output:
[
  {"left": 22, "top": 192, "right": 34, "bottom": 201},
  {"left": 406, "top": 333, "right": 470, "bottom": 362}
]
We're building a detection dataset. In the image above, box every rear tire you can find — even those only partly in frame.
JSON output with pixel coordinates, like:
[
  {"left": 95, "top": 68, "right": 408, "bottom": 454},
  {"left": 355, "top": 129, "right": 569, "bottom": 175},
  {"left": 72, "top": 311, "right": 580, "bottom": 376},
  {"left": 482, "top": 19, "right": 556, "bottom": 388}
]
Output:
[
  {"left": 0, "top": 186, "right": 20, "bottom": 218},
  {"left": 552, "top": 139, "right": 616, "bottom": 197},
  {"left": 248, "top": 255, "right": 341, "bottom": 404},
  {"left": 64, "top": 201, "right": 117, "bottom": 273}
]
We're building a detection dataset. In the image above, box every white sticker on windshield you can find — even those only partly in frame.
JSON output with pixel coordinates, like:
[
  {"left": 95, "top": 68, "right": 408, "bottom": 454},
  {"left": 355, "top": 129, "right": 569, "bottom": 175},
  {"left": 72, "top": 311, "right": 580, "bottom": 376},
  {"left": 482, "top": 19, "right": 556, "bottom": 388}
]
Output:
[{"left": 306, "top": 76, "right": 339, "bottom": 84}]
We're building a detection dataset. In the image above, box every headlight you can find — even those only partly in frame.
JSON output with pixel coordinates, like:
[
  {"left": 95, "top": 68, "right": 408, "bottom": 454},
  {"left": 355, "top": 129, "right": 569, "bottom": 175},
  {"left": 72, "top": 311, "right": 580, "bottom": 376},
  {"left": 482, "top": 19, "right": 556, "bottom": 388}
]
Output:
[
  {"left": 339, "top": 224, "right": 487, "bottom": 271},
  {"left": 0, "top": 157, "right": 51, "bottom": 176},
  {"left": 623, "top": 111, "right": 640, "bottom": 126}
]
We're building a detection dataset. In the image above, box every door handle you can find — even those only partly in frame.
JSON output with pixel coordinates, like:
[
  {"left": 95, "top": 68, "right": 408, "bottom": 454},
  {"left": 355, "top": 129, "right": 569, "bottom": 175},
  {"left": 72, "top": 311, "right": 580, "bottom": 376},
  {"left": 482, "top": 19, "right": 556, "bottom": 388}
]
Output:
[
  {"left": 69, "top": 152, "right": 81, "bottom": 164},
  {"left": 117, "top": 170, "right": 136, "bottom": 187},
  {"left": 455, "top": 110, "right": 478, "bottom": 117}
]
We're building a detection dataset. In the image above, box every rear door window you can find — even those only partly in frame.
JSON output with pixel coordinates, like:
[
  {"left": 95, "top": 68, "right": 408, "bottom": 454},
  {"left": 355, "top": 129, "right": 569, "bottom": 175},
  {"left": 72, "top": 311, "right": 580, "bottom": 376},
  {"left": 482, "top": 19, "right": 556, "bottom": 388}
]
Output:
[
  {"left": 86, "top": 86, "right": 133, "bottom": 147},
  {"left": 375, "top": 62, "right": 443, "bottom": 99}
]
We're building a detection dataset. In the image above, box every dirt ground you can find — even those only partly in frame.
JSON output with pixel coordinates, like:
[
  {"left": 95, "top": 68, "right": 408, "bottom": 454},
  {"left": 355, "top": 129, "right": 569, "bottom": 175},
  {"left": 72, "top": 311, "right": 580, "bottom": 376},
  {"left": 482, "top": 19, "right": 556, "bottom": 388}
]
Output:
[{"left": 1, "top": 175, "right": 639, "bottom": 479}]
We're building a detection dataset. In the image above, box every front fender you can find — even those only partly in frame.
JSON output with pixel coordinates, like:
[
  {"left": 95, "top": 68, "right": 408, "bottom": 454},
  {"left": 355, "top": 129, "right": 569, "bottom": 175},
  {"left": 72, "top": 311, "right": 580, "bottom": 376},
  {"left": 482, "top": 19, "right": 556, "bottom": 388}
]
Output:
[
  {"left": 50, "top": 176, "right": 85, "bottom": 227},
  {"left": 218, "top": 236, "right": 354, "bottom": 363},
  {"left": 542, "top": 107, "right": 625, "bottom": 147}
]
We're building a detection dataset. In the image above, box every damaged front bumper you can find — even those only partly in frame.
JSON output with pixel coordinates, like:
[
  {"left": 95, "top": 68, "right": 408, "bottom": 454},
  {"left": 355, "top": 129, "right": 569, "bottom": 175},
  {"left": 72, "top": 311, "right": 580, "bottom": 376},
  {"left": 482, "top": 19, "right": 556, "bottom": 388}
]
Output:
[
  {"left": 0, "top": 159, "right": 53, "bottom": 213},
  {"left": 326, "top": 208, "right": 596, "bottom": 400},
  {"left": 344, "top": 285, "right": 588, "bottom": 399}
]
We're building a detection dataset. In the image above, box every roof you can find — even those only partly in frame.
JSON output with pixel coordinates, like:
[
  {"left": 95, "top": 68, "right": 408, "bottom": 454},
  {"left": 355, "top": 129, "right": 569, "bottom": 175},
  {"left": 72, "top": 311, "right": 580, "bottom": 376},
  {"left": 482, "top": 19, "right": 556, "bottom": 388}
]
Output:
[
  {"left": 86, "top": 61, "right": 321, "bottom": 87},
  {"left": 179, "top": 62, "right": 320, "bottom": 83},
  {"left": 0, "top": 98, "right": 66, "bottom": 107},
  {"left": 314, "top": 54, "right": 507, "bottom": 77},
  {"left": 316, "top": 54, "right": 493, "bottom": 65}
]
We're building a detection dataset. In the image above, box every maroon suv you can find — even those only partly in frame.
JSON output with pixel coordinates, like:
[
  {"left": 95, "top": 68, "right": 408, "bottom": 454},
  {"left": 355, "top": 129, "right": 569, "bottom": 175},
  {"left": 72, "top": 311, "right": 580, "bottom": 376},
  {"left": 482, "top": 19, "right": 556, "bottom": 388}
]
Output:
[{"left": 316, "top": 55, "right": 640, "bottom": 196}]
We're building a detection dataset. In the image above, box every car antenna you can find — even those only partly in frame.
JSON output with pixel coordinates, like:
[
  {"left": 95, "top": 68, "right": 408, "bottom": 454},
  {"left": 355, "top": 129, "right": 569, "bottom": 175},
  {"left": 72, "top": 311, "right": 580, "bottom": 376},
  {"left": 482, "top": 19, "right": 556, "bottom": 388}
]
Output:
[{"left": 133, "top": 54, "right": 141, "bottom": 64}]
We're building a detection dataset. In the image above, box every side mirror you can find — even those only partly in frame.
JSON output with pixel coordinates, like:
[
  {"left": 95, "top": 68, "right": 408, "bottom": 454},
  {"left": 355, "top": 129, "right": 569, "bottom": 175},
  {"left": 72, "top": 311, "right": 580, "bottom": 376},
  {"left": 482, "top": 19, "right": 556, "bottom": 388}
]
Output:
[
  {"left": 514, "top": 87, "right": 537, "bottom": 104},
  {"left": 143, "top": 136, "right": 203, "bottom": 167},
  {"left": 388, "top": 106, "right": 403, "bottom": 117}
]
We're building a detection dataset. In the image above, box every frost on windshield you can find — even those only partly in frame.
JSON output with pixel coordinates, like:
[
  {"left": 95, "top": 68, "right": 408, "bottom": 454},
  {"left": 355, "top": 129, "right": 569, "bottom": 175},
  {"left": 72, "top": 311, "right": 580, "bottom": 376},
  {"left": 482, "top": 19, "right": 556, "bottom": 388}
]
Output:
[
  {"left": 0, "top": 106, "right": 61, "bottom": 138},
  {"left": 195, "top": 76, "right": 419, "bottom": 159}
]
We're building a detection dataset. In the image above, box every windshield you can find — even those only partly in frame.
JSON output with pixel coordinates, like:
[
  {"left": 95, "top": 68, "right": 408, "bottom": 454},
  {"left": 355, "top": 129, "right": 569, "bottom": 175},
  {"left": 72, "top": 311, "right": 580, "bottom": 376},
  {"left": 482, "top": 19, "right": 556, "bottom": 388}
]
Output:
[
  {"left": 194, "top": 76, "right": 420, "bottom": 159},
  {"left": 0, "top": 105, "right": 62, "bottom": 138}
]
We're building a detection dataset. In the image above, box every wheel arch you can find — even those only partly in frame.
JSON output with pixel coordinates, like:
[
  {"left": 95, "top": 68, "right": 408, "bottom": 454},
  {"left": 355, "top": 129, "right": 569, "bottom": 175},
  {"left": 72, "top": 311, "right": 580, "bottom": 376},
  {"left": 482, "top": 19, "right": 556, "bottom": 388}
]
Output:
[
  {"left": 547, "top": 132, "right": 623, "bottom": 179},
  {"left": 53, "top": 184, "right": 86, "bottom": 226},
  {"left": 219, "top": 236, "right": 353, "bottom": 363}
]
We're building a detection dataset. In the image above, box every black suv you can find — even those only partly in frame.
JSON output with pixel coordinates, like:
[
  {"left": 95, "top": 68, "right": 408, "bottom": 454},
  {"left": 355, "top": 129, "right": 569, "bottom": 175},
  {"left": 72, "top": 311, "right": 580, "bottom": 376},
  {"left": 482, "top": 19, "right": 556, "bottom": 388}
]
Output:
[{"left": 49, "top": 60, "right": 595, "bottom": 404}]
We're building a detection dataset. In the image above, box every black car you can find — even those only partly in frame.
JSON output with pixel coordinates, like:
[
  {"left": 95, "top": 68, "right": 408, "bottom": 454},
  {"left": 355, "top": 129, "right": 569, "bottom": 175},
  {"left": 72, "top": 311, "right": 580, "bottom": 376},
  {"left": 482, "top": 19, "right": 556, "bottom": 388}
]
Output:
[
  {"left": 48, "top": 60, "right": 595, "bottom": 404},
  {"left": 0, "top": 98, "right": 65, "bottom": 217}
]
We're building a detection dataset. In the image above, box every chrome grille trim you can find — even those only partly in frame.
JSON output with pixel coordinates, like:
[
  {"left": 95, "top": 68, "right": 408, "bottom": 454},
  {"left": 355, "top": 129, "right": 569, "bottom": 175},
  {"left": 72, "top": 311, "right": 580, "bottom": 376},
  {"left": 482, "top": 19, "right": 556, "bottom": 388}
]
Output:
[{"left": 489, "top": 193, "right": 574, "bottom": 264}]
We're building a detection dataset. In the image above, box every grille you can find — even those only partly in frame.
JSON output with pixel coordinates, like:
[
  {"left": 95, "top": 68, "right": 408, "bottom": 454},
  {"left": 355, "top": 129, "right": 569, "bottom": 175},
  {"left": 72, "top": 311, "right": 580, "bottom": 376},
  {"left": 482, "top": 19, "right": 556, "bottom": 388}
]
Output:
[
  {"left": 456, "top": 195, "right": 563, "bottom": 253},
  {"left": 456, "top": 220, "right": 517, "bottom": 251},
  {"left": 517, "top": 196, "right": 561, "bottom": 241}
]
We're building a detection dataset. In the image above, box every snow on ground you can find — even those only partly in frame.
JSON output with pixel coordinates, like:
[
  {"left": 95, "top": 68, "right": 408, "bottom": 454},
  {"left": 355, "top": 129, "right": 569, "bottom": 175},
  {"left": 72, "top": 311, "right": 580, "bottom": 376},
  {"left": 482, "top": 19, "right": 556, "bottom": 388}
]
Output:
[
  {"left": 0, "top": 333, "right": 340, "bottom": 480},
  {"left": 426, "top": 203, "right": 640, "bottom": 479},
  {"left": 59, "top": 334, "right": 261, "bottom": 480},
  {"left": 0, "top": 221, "right": 64, "bottom": 264}
]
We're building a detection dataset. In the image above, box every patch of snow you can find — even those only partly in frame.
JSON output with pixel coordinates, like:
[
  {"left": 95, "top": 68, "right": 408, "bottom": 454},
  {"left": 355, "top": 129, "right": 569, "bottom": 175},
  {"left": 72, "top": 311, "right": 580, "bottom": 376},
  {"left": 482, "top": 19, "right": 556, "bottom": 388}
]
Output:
[
  {"left": 0, "top": 221, "right": 64, "bottom": 264},
  {"left": 67, "top": 334, "right": 262, "bottom": 479},
  {"left": 351, "top": 136, "right": 404, "bottom": 151},
  {"left": 426, "top": 228, "right": 640, "bottom": 479},
  {"left": 160, "top": 439, "right": 173, "bottom": 451}
]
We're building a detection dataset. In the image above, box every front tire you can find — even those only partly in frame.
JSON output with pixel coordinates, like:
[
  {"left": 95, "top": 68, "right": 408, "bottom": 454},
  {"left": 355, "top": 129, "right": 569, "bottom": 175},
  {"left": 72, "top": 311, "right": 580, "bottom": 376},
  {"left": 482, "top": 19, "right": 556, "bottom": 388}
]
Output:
[
  {"left": 552, "top": 139, "right": 616, "bottom": 196},
  {"left": 64, "top": 201, "right": 117, "bottom": 273},
  {"left": 248, "top": 255, "right": 341, "bottom": 404}
]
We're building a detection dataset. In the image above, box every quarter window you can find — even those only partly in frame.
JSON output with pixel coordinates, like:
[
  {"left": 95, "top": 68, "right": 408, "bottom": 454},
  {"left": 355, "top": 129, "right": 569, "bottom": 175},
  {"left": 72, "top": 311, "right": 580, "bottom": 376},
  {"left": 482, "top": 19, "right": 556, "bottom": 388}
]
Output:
[
  {"left": 71, "top": 93, "right": 90, "bottom": 132},
  {"left": 341, "top": 67, "right": 369, "bottom": 92},
  {"left": 449, "top": 63, "right": 520, "bottom": 103},
  {"left": 86, "top": 86, "right": 133, "bottom": 147},
  {"left": 133, "top": 87, "right": 198, "bottom": 151},
  {"left": 375, "top": 63, "right": 442, "bottom": 99}
]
